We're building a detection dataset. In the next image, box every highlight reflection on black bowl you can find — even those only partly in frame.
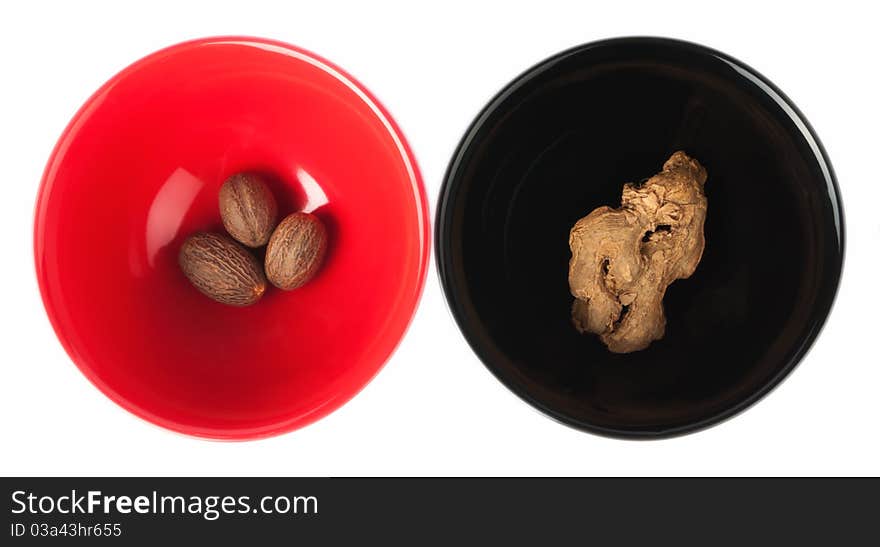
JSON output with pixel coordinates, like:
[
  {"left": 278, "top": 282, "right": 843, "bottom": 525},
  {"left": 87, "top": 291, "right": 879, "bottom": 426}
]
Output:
[{"left": 436, "top": 38, "right": 844, "bottom": 438}]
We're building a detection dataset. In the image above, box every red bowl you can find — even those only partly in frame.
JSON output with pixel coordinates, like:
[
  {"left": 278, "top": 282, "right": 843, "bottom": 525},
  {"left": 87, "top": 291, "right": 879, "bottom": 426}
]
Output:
[{"left": 34, "top": 37, "right": 429, "bottom": 439}]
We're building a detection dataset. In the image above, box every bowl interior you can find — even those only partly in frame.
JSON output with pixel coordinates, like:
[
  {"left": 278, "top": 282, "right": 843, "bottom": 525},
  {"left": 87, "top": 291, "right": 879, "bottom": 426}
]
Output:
[
  {"left": 35, "top": 38, "right": 428, "bottom": 439},
  {"left": 437, "top": 38, "right": 843, "bottom": 437}
]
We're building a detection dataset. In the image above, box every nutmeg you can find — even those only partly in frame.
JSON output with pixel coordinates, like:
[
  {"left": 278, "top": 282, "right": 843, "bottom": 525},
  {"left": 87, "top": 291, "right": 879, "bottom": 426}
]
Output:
[
  {"left": 179, "top": 232, "right": 267, "bottom": 306},
  {"left": 218, "top": 173, "right": 278, "bottom": 247},
  {"left": 265, "top": 212, "right": 328, "bottom": 290}
]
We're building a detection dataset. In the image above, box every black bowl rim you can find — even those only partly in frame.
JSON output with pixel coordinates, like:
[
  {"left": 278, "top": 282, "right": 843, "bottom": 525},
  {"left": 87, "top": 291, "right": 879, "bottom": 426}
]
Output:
[{"left": 435, "top": 36, "right": 846, "bottom": 440}]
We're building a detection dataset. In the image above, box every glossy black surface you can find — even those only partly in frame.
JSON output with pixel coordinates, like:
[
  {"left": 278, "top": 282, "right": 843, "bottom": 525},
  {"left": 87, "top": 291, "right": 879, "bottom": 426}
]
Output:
[{"left": 436, "top": 38, "right": 844, "bottom": 438}]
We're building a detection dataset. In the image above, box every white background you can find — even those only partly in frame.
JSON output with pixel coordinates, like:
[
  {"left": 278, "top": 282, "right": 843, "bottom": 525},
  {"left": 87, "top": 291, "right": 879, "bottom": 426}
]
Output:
[{"left": 1, "top": 0, "right": 878, "bottom": 476}]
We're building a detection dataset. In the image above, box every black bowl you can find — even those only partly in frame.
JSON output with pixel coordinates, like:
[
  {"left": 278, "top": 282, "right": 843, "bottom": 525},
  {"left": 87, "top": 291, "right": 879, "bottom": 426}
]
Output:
[{"left": 436, "top": 37, "right": 844, "bottom": 439}]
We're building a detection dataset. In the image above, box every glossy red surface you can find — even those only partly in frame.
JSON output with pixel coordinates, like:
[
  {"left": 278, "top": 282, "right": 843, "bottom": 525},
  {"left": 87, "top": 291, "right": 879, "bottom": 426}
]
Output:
[{"left": 34, "top": 37, "right": 429, "bottom": 439}]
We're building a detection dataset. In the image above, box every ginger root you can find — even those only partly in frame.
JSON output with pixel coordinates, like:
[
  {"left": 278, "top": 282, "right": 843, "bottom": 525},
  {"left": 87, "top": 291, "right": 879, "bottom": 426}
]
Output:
[{"left": 568, "top": 151, "right": 708, "bottom": 353}]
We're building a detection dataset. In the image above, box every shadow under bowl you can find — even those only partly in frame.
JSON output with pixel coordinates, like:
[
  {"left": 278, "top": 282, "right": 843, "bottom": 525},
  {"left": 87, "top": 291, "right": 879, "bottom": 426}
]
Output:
[
  {"left": 436, "top": 37, "right": 844, "bottom": 438},
  {"left": 35, "top": 37, "right": 429, "bottom": 439}
]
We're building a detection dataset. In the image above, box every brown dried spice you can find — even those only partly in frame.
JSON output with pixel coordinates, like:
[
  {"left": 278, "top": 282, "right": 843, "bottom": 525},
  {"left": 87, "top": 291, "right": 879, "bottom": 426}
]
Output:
[
  {"left": 265, "top": 212, "right": 328, "bottom": 290},
  {"left": 179, "top": 232, "right": 267, "bottom": 306},
  {"left": 568, "top": 151, "right": 708, "bottom": 353},
  {"left": 219, "top": 173, "right": 278, "bottom": 247}
]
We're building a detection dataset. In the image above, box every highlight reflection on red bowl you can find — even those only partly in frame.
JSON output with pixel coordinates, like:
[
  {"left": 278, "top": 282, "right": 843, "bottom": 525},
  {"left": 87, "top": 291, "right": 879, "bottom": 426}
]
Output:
[{"left": 34, "top": 37, "right": 429, "bottom": 439}]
